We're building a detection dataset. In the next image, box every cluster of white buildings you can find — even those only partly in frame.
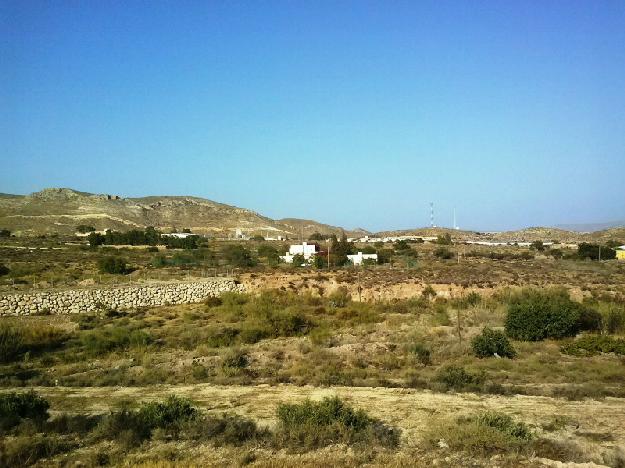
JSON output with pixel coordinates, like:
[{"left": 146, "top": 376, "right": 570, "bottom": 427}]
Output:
[
  {"left": 161, "top": 232, "right": 198, "bottom": 239},
  {"left": 279, "top": 242, "right": 378, "bottom": 266},
  {"left": 346, "top": 235, "right": 438, "bottom": 243}
]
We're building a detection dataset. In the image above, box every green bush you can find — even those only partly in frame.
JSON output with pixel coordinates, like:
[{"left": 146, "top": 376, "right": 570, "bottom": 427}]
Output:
[
  {"left": 328, "top": 287, "right": 351, "bottom": 308},
  {"left": 275, "top": 397, "right": 399, "bottom": 449},
  {"left": 204, "top": 296, "right": 223, "bottom": 308},
  {"left": 434, "top": 365, "right": 485, "bottom": 392},
  {"left": 505, "top": 289, "right": 589, "bottom": 341},
  {"left": 222, "top": 349, "right": 249, "bottom": 370},
  {"left": 205, "top": 326, "right": 239, "bottom": 347},
  {"left": 151, "top": 255, "right": 169, "bottom": 268},
  {"left": 291, "top": 253, "right": 306, "bottom": 266},
  {"left": 0, "top": 391, "right": 50, "bottom": 431},
  {"left": 0, "top": 264, "right": 9, "bottom": 276},
  {"left": 433, "top": 247, "right": 454, "bottom": 259},
  {"left": 411, "top": 343, "right": 432, "bottom": 366},
  {"left": 436, "top": 233, "right": 452, "bottom": 245},
  {"left": 472, "top": 328, "right": 516, "bottom": 358},
  {"left": 138, "top": 395, "right": 197, "bottom": 430},
  {"left": 97, "top": 256, "right": 128, "bottom": 274},
  {"left": 475, "top": 411, "right": 532, "bottom": 440},
  {"left": 561, "top": 335, "right": 625, "bottom": 356},
  {"left": 576, "top": 308, "right": 603, "bottom": 332},
  {"left": 184, "top": 413, "right": 265, "bottom": 446},
  {"left": 97, "top": 396, "right": 197, "bottom": 447}
]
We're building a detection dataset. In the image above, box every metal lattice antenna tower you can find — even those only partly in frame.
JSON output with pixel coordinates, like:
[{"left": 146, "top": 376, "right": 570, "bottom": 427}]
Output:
[{"left": 430, "top": 202, "right": 434, "bottom": 228}]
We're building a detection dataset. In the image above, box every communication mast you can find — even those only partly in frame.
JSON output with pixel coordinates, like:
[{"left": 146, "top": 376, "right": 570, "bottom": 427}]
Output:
[{"left": 430, "top": 202, "right": 435, "bottom": 228}]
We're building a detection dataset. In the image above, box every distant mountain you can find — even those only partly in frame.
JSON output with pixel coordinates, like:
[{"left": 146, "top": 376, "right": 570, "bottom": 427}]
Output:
[
  {"left": 0, "top": 188, "right": 359, "bottom": 238},
  {"left": 555, "top": 221, "right": 625, "bottom": 232},
  {"left": 373, "top": 225, "right": 625, "bottom": 243},
  {"left": 277, "top": 218, "right": 370, "bottom": 239}
]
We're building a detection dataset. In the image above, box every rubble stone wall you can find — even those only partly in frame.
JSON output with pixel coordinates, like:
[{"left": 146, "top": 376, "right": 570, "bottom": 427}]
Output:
[{"left": 0, "top": 279, "right": 244, "bottom": 316}]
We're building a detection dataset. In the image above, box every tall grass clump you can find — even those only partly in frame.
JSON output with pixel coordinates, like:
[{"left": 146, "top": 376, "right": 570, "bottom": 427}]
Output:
[
  {"left": 0, "top": 322, "right": 67, "bottom": 363},
  {"left": 79, "top": 325, "right": 151, "bottom": 356},
  {"left": 275, "top": 396, "right": 399, "bottom": 450},
  {"left": 423, "top": 411, "right": 533, "bottom": 455}
]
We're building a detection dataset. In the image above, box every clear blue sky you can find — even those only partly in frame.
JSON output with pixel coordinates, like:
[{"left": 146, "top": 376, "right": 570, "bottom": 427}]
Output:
[{"left": 2, "top": 1, "right": 624, "bottom": 232}]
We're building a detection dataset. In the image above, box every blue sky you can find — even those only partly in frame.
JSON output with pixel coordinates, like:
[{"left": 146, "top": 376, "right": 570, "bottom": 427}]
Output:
[{"left": 1, "top": 1, "right": 624, "bottom": 232}]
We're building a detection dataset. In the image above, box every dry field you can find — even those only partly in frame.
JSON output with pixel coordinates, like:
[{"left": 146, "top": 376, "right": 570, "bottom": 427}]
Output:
[{"left": 2, "top": 237, "right": 625, "bottom": 467}]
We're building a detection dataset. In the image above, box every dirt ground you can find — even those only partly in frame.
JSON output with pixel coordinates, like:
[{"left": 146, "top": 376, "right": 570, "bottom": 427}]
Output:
[{"left": 27, "top": 383, "right": 625, "bottom": 466}]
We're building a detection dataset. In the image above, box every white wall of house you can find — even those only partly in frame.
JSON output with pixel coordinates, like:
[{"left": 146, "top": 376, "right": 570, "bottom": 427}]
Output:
[
  {"left": 288, "top": 242, "right": 317, "bottom": 258},
  {"left": 347, "top": 252, "right": 378, "bottom": 265}
]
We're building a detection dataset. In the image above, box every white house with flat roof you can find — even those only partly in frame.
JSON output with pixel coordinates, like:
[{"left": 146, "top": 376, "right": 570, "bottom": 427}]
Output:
[
  {"left": 280, "top": 242, "right": 318, "bottom": 263},
  {"left": 347, "top": 252, "right": 378, "bottom": 265}
]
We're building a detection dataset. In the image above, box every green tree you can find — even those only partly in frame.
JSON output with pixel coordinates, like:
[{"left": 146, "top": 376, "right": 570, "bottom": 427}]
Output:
[
  {"left": 223, "top": 245, "right": 257, "bottom": 267},
  {"left": 577, "top": 243, "right": 616, "bottom": 260},
  {"left": 308, "top": 232, "right": 328, "bottom": 241},
  {"left": 530, "top": 241, "right": 545, "bottom": 251},
  {"left": 258, "top": 244, "right": 280, "bottom": 266},
  {"left": 97, "top": 257, "right": 128, "bottom": 274},
  {"left": 313, "top": 254, "right": 327, "bottom": 269},
  {"left": 87, "top": 232, "right": 105, "bottom": 247},
  {"left": 331, "top": 234, "right": 355, "bottom": 267}
]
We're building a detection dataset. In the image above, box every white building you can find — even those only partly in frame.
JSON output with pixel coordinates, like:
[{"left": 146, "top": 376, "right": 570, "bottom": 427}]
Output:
[
  {"left": 280, "top": 242, "right": 318, "bottom": 264},
  {"left": 347, "top": 252, "right": 378, "bottom": 266},
  {"left": 161, "top": 232, "right": 196, "bottom": 239}
]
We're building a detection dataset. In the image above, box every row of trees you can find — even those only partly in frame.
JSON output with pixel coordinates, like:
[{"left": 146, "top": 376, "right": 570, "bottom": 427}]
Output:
[{"left": 87, "top": 228, "right": 203, "bottom": 249}]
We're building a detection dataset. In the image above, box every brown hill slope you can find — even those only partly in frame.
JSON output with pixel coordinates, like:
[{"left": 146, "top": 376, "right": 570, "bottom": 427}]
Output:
[{"left": 0, "top": 188, "right": 354, "bottom": 237}]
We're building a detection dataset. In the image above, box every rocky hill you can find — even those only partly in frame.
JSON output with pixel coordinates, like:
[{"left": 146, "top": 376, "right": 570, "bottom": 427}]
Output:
[
  {"left": 0, "top": 188, "right": 358, "bottom": 238},
  {"left": 374, "top": 225, "right": 625, "bottom": 244}
]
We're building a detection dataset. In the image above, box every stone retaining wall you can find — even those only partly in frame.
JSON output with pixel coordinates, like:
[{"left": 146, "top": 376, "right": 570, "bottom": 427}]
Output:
[{"left": 0, "top": 279, "right": 245, "bottom": 316}]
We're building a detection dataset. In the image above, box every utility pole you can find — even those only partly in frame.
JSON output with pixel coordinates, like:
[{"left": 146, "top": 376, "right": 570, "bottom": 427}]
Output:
[
  {"left": 598, "top": 245, "right": 601, "bottom": 261},
  {"left": 327, "top": 240, "right": 331, "bottom": 270}
]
